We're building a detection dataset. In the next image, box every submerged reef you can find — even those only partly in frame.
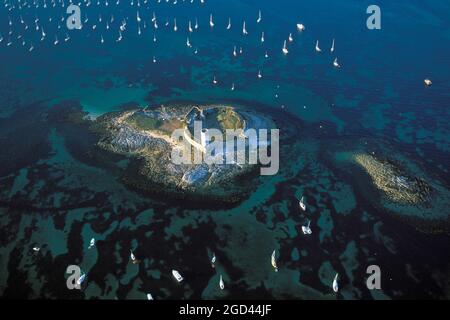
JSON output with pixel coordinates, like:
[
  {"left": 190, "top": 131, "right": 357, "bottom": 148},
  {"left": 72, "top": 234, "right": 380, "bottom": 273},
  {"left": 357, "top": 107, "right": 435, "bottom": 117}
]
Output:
[
  {"left": 352, "top": 153, "right": 432, "bottom": 205},
  {"left": 329, "top": 139, "right": 450, "bottom": 234}
]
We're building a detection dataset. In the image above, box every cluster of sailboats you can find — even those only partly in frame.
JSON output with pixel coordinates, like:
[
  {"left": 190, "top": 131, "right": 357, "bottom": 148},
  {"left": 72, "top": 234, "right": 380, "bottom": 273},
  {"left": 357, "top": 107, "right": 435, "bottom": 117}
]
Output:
[{"left": 1, "top": 0, "right": 342, "bottom": 81}]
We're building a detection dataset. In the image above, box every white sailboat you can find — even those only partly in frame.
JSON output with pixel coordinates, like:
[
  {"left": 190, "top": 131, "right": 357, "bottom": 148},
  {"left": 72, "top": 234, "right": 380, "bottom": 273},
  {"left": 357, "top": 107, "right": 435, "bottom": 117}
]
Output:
[
  {"left": 219, "top": 275, "right": 225, "bottom": 290},
  {"left": 212, "top": 76, "right": 218, "bottom": 85},
  {"left": 288, "top": 33, "right": 293, "bottom": 42},
  {"left": 233, "top": 46, "right": 237, "bottom": 57},
  {"left": 257, "top": 70, "right": 262, "bottom": 79},
  {"left": 282, "top": 40, "right": 288, "bottom": 54},
  {"left": 88, "top": 238, "right": 95, "bottom": 249},
  {"left": 271, "top": 250, "right": 278, "bottom": 272},
  {"left": 136, "top": 11, "right": 141, "bottom": 23},
  {"left": 226, "top": 17, "right": 231, "bottom": 30},
  {"left": 330, "top": 38, "right": 335, "bottom": 53},
  {"left": 333, "top": 58, "right": 341, "bottom": 68},
  {"left": 195, "top": 18, "right": 199, "bottom": 30},
  {"left": 315, "top": 40, "right": 321, "bottom": 52},
  {"left": 186, "top": 37, "right": 192, "bottom": 47},
  {"left": 297, "top": 23, "right": 305, "bottom": 31},
  {"left": 209, "top": 14, "right": 214, "bottom": 28},
  {"left": 54, "top": 35, "right": 59, "bottom": 45},
  {"left": 173, "top": 18, "right": 177, "bottom": 32},
  {"left": 299, "top": 196, "right": 306, "bottom": 211},
  {"left": 257, "top": 10, "right": 262, "bottom": 23},
  {"left": 231, "top": 83, "right": 235, "bottom": 91},
  {"left": 153, "top": 56, "right": 157, "bottom": 63},
  {"left": 242, "top": 21, "right": 248, "bottom": 35},
  {"left": 211, "top": 254, "right": 216, "bottom": 267},
  {"left": 77, "top": 273, "right": 86, "bottom": 286},
  {"left": 261, "top": 32, "right": 265, "bottom": 43},
  {"left": 146, "top": 293, "right": 153, "bottom": 300},
  {"left": 424, "top": 79, "right": 432, "bottom": 86},
  {"left": 264, "top": 51, "right": 269, "bottom": 59},
  {"left": 333, "top": 273, "right": 339, "bottom": 292},
  {"left": 130, "top": 250, "right": 136, "bottom": 262},
  {"left": 32, "top": 247, "right": 40, "bottom": 252},
  {"left": 172, "top": 269, "right": 184, "bottom": 282},
  {"left": 188, "top": 21, "right": 193, "bottom": 33},
  {"left": 302, "top": 220, "right": 312, "bottom": 235}
]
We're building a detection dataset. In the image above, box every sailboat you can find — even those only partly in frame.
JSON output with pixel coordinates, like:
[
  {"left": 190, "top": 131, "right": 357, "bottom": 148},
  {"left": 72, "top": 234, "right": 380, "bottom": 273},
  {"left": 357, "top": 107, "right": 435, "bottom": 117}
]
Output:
[
  {"left": 212, "top": 76, "right": 218, "bottom": 85},
  {"left": 330, "top": 38, "right": 335, "bottom": 53},
  {"left": 77, "top": 273, "right": 86, "bottom": 286},
  {"left": 299, "top": 196, "right": 306, "bottom": 211},
  {"left": 195, "top": 18, "right": 199, "bottom": 29},
  {"left": 257, "top": 70, "right": 262, "bottom": 79},
  {"left": 173, "top": 18, "right": 177, "bottom": 32},
  {"left": 146, "top": 293, "right": 153, "bottom": 300},
  {"left": 297, "top": 23, "right": 305, "bottom": 31},
  {"left": 32, "top": 247, "right": 40, "bottom": 252},
  {"left": 172, "top": 269, "right": 184, "bottom": 282},
  {"left": 54, "top": 35, "right": 59, "bottom": 45},
  {"left": 242, "top": 21, "right": 248, "bottom": 35},
  {"left": 264, "top": 51, "right": 269, "bottom": 59},
  {"left": 261, "top": 32, "right": 265, "bottom": 43},
  {"left": 424, "top": 79, "right": 432, "bottom": 86},
  {"left": 130, "top": 250, "right": 136, "bottom": 262},
  {"left": 315, "top": 40, "right": 322, "bottom": 52},
  {"left": 186, "top": 37, "right": 192, "bottom": 47},
  {"left": 153, "top": 56, "right": 157, "bottom": 63},
  {"left": 302, "top": 220, "right": 312, "bottom": 235},
  {"left": 288, "top": 33, "right": 293, "bottom": 42},
  {"left": 271, "top": 250, "right": 278, "bottom": 272},
  {"left": 211, "top": 254, "right": 216, "bottom": 268},
  {"left": 226, "top": 17, "right": 231, "bottom": 30},
  {"left": 282, "top": 40, "right": 288, "bottom": 54},
  {"left": 231, "top": 83, "right": 235, "bottom": 91},
  {"left": 209, "top": 14, "right": 214, "bottom": 28},
  {"left": 233, "top": 46, "right": 237, "bottom": 57},
  {"left": 136, "top": 11, "right": 141, "bottom": 23},
  {"left": 333, "top": 273, "right": 339, "bottom": 292},
  {"left": 219, "top": 275, "right": 225, "bottom": 290},
  {"left": 88, "top": 238, "right": 95, "bottom": 249},
  {"left": 257, "top": 10, "right": 262, "bottom": 23},
  {"left": 333, "top": 58, "right": 341, "bottom": 68},
  {"left": 188, "top": 21, "right": 193, "bottom": 33}
]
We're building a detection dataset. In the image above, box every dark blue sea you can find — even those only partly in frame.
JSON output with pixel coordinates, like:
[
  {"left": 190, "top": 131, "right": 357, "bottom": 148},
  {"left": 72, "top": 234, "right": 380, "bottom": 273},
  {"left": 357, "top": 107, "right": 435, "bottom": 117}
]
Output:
[{"left": 0, "top": 0, "right": 449, "bottom": 299}]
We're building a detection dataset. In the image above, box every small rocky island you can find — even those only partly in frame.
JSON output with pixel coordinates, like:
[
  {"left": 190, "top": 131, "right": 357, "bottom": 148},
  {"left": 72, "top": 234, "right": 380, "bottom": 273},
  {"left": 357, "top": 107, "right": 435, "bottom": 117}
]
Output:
[{"left": 95, "top": 103, "right": 276, "bottom": 206}]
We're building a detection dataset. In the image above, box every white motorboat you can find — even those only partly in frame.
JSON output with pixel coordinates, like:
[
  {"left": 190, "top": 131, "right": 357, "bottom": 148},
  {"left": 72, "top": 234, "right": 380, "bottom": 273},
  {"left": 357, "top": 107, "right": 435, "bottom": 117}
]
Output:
[{"left": 172, "top": 269, "right": 184, "bottom": 282}]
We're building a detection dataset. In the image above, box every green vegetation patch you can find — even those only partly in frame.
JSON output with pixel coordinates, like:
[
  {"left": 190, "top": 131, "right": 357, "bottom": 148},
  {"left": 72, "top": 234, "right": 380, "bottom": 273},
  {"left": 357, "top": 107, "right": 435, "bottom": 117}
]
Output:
[{"left": 217, "top": 107, "right": 244, "bottom": 131}]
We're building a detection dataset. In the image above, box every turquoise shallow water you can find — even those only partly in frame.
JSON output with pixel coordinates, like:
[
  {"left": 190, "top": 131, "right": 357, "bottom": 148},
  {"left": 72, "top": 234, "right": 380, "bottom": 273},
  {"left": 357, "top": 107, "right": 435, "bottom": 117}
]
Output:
[{"left": 0, "top": 0, "right": 449, "bottom": 299}]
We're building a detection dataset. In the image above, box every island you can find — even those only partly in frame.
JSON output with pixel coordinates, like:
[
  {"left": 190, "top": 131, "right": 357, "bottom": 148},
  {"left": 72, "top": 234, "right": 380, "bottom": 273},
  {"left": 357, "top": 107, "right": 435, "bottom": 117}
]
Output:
[{"left": 94, "top": 103, "right": 277, "bottom": 207}]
